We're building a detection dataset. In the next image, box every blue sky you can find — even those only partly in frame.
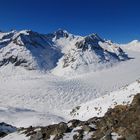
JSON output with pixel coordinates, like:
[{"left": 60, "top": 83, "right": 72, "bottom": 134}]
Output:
[{"left": 0, "top": 0, "right": 140, "bottom": 43}]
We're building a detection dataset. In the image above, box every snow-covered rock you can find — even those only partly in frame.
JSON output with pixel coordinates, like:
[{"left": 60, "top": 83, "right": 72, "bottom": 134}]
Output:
[
  {"left": 0, "top": 30, "right": 62, "bottom": 70},
  {"left": 52, "top": 33, "right": 128, "bottom": 75}
]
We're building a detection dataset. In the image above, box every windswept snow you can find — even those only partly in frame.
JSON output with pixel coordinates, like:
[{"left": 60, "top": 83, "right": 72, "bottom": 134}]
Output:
[{"left": 0, "top": 49, "right": 140, "bottom": 128}]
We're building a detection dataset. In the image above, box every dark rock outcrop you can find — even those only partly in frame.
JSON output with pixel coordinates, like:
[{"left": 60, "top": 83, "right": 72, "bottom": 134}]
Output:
[{"left": 0, "top": 122, "right": 16, "bottom": 138}]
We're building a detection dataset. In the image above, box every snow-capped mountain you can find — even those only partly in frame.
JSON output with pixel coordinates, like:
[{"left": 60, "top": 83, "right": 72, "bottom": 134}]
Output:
[
  {"left": 120, "top": 40, "right": 140, "bottom": 52},
  {"left": 0, "top": 29, "right": 128, "bottom": 75},
  {"left": 0, "top": 30, "right": 62, "bottom": 70},
  {"left": 53, "top": 33, "right": 128, "bottom": 75}
]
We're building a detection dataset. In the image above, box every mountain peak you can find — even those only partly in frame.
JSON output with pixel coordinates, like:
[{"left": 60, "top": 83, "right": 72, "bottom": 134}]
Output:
[
  {"left": 55, "top": 28, "right": 69, "bottom": 33},
  {"left": 129, "top": 40, "right": 140, "bottom": 44},
  {"left": 17, "top": 30, "right": 31, "bottom": 35},
  {"left": 54, "top": 29, "right": 70, "bottom": 39},
  {"left": 84, "top": 33, "right": 103, "bottom": 42}
]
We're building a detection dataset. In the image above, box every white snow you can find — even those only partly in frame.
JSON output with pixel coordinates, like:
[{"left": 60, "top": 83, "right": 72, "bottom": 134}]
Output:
[
  {"left": 62, "top": 126, "right": 82, "bottom": 140},
  {"left": 111, "top": 132, "right": 122, "bottom": 140},
  {"left": 120, "top": 40, "right": 140, "bottom": 52},
  {"left": 53, "top": 33, "right": 83, "bottom": 54},
  {"left": 0, "top": 106, "right": 65, "bottom": 128},
  {"left": 1, "top": 132, "right": 28, "bottom": 140},
  {"left": 50, "top": 135, "right": 56, "bottom": 140}
]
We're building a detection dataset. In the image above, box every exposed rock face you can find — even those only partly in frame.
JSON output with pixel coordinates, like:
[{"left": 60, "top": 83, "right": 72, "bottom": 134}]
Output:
[
  {"left": 15, "top": 93, "right": 140, "bottom": 140},
  {"left": 0, "top": 122, "right": 16, "bottom": 138},
  {"left": 75, "top": 34, "right": 104, "bottom": 51}
]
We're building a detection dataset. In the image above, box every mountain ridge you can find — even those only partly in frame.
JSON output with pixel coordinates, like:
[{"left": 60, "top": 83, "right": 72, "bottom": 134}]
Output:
[{"left": 0, "top": 29, "right": 128, "bottom": 75}]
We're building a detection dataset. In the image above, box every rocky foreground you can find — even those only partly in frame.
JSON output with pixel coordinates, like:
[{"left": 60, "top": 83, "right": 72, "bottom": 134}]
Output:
[{"left": 1, "top": 93, "right": 140, "bottom": 140}]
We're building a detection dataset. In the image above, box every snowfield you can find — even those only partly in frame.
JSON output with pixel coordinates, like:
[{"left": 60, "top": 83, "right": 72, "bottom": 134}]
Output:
[{"left": 0, "top": 49, "right": 140, "bottom": 129}]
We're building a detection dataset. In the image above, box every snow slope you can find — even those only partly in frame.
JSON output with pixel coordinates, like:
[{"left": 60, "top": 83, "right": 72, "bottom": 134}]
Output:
[
  {"left": 69, "top": 80, "right": 140, "bottom": 120},
  {"left": 1, "top": 80, "right": 140, "bottom": 140},
  {"left": 0, "top": 49, "right": 140, "bottom": 128},
  {"left": 1, "top": 132, "right": 28, "bottom": 140}
]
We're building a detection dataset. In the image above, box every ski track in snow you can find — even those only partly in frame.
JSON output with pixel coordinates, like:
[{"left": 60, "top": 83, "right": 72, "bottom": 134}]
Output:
[{"left": 0, "top": 50, "right": 140, "bottom": 127}]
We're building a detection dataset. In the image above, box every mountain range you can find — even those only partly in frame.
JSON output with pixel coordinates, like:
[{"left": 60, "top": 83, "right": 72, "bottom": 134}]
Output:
[{"left": 0, "top": 29, "right": 128, "bottom": 75}]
